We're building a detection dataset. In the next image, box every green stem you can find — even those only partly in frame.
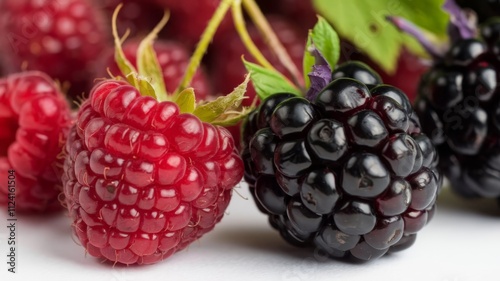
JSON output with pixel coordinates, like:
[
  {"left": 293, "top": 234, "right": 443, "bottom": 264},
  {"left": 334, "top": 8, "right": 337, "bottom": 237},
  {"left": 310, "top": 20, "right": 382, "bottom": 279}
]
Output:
[
  {"left": 174, "top": 0, "right": 234, "bottom": 95},
  {"left": 242, "top": 0, "right": 303, "bottom": 87},
  {"left": 232, "top": 0, "right": 276, "bottom": 71}
]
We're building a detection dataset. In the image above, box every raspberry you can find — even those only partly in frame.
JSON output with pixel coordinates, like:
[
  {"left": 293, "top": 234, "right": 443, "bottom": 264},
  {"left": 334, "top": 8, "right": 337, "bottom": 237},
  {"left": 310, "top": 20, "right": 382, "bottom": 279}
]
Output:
[
  {"left": 62, "top": 79, "right": 243, "bottom": 264},
  {"left": 152, "top": 0, "right": 233, "bottom": 47},
  {"left": 95, "top": 0, "right": 164, "bottom": 38},
  {"left": 0, "top": 71, "right": 72, "bottom": 212},
  {"left": 242, "top": 62, "right": 441, "bottom": 261},
  {"left": 0, "top": 0, "right": 109, "bottom": 99},
  {"left": 99, "top": 40, "right": 212, "bottom": 100},
  {"left": 414, "top": 21, "right": 500, "bottom": 199},
  {"left": 256, "top": 0, "right": 316, "bottom": 33}
]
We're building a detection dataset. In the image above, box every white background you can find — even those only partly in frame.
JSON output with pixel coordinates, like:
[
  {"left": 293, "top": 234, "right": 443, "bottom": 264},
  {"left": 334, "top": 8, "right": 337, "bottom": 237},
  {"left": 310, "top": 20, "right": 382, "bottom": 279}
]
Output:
[{"left": 0, "top": 183, "right": 499, "bottom": 281}]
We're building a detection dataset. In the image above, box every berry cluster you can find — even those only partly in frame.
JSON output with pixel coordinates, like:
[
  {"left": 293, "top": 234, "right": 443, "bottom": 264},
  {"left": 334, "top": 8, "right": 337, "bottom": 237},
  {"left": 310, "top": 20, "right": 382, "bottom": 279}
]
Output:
[
  {"left": 414, "top": 20, "right": 500, "bottom": 199},
  {"left": 242, "top": 62, "right": 441, "bottom": 261}
]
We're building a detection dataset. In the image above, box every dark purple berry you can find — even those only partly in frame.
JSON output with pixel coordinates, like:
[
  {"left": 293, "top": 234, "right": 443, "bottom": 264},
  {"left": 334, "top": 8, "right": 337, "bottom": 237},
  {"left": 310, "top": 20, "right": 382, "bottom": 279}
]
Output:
[
  {"left": 250, "top": 128, "right": 277, "bottom": 175},
  {"left": 414, "top": 20, "right": 500, "bottom": 201},
  {"left": 481, "top": 18, "right": 500, "bottom": 45},
  {"left": 307, "top": 119, "right": 348, "bottom": 163},
  {"left": 331, "top": 61, "right": 382, "bottom": 86},
  {"left": 316, "top": 78, "right": 371, "bottom": 115},
  {"left": 382, "top": 134, "right": 421, "bottom": 177},
  {"left": 388, "top": 234, "right": 416, "bottom": 253},
  {"left": 370, "top": 95, "right": 409, "bottom": 132},
  {"left": 464, "top": 63, "right": 497, "bottom": 102},
  {"left": 257, "top": 93, "right": 296, "bottom": 128},
  {"left": 375, "top": 179, "right": 412, "bottom": 216},
  {"left": 347, "top": 110, "right": 389, "bottom": 147},
  {"left": 287, "top": 199, "right": 323, "bottom": 234},
  {"left": 333, "top": 201, "right": 377, "bottom": 235},
  {"left": 349, "top": 241, "right": 388, "bottom": 261},
  {"left": 421, "top": 68, "right": 464, "bottom": 110},
  {"left": 447, "top": 39, "right": 486, "bottom": 65},
  {"left": 408, "top": 168, "right": 438, "bottom": 210},
  {"left": 274, "top": 139, "right": 313, "bottom": 177},
  {"left": 301, "top": 168, "right": 340, "bottom": 214},
  {"left": 242, "top": 61, "right": 441, "bottom": 262},
  {"left": 371, "top": 85, "right": 413, "bottom": 114},
  {"left": 364, "top": 216, "right": 404, "bottom": 250},
  {"left": 275, "top": 172, "right": 301, "bottom": 196},
  {"left": 342, "top": 153, "right": 390, "bottom": 198},
  {"left": 255, "top": 176, "right": 287, "bottom": 215},
  {"left": 270, "top": 97, "right": 318, "bottom": 138},
  {"left": 315, "top": 223, "right": 360, "bottom": 252},
  {"left": 403, "top": 210, "right": 428, "bottom": 234}
]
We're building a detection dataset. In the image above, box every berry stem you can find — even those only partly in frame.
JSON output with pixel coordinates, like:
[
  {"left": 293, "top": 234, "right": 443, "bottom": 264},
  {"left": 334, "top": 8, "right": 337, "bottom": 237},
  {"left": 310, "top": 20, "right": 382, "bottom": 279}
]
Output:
[
  {"left": 231, "top": 0, "right": 276, "bottom": 72},
  {"left": 386, "top": 16, "right": 443, "bottom": 59},
  {"left": 175, "top": 0, "right": 234, "bottom": 95},
  {"left": 242, "top": 0, "right": 303, "bottom": 87}
]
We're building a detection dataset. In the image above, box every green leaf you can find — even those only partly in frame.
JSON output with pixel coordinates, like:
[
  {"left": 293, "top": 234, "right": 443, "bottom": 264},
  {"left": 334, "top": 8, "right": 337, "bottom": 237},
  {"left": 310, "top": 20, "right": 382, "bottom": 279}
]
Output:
[
  {"left": 126, "top": 73, "right": 156, "bottom": 99},
  {"left": 311, "top": 16, "right": 340, "bottom": 69},
  {"left": 175, "top": 88, "right": 196, "bottom": 114},
  {"left": 136, "top": 12, "right": 170, "bottom": 101},
  {"left": 303, "top": 31, "right": 315, "bottom": 89},
  {"left": 243, "top": 59, "right": 302, "bottom": 100},
  {"left": 313, "top": 0, "right": 449, "bottom": 74},
  {"left": 211, "top": 106, "right": 255, "bottom": 127},
  {"left": 193, "top": 74, "right": 250, "bottom": 123}
]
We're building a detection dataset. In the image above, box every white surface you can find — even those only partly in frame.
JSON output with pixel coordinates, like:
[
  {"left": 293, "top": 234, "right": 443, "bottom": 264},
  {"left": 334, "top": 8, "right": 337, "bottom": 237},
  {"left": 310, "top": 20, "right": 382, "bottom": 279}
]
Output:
[{"left": 0, "top": 184, "right": 499, "bottom": 281}]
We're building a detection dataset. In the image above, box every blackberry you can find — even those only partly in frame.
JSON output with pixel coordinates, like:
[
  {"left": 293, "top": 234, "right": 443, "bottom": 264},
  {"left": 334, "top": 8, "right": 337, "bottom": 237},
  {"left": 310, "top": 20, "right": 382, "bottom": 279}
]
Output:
[
  {"left": 414, "top": 19, "right": 500, "bottom": 199},
  {"left": 456, "top": 0, "right": 500, "bottom": 23},
  {"left": 241, "top": 62, "right": 441, "bottom": 262}
]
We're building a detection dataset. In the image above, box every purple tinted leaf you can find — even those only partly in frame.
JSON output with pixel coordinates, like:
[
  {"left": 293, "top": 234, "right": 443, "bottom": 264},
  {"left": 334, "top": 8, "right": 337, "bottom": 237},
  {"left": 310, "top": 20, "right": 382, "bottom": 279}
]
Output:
[
  {"left": 308, "top": 41, "right": 329, "bottom": 66},
  {"left": 306, "top": 64, "right": 332, "bottom": 101},
  {"left": 443, "top": 0, "right": 477, "bottom": 41}
]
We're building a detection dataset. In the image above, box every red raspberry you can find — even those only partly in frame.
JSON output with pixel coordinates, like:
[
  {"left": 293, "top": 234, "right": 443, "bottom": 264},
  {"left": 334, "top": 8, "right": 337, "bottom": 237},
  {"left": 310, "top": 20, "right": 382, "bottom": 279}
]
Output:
[
  {"left": 0, "top": 71, "right": 72, "bottom": 212},
  {"left": 62, "top": 80, "right": 244, "bottom": 265},
  {"left": 257, "top": 0, "right": 316, "bottom": 32},
  {"left": 94, "top": 0, "right": 164, "bottom": 38},
  {"left": 152, "top": 0, "right": 233, "bottom": 48},
  {"left": 0, "top": 0, "right": 109, "bottom": 99},
  {"left": 99, "top": 40, "right": 212, "bottom": 100}
]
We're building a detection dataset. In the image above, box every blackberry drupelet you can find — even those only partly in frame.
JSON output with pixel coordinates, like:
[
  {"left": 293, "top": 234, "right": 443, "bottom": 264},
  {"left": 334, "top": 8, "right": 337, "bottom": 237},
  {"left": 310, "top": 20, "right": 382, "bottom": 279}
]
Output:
[
  {"left": 241, "top": 61, "right": 442, "bottom": 262},
  {"left": 414, "top": 19, "right": 500, "bottom": 199}
]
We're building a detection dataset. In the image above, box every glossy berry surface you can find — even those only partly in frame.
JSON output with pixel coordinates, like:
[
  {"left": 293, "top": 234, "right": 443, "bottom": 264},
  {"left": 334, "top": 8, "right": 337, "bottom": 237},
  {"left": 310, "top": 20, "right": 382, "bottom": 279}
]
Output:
[
  {"left": 0, "top": 71, "right": 72, "bottom": 212},
  {"left": 62, "top": 80, "right": 243, "bottom": 265},
  {"left": 414, "top": 20, "right": 500, "bottom": 199},
  {"left": 0, "top": 0, "right": 108, "bottom": 99},
  {"left": 242, "top": 63, "right": 441, "bottom": 261},
  {"left": 100, "top": 40, "right": 212, "bottom": 100}
]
